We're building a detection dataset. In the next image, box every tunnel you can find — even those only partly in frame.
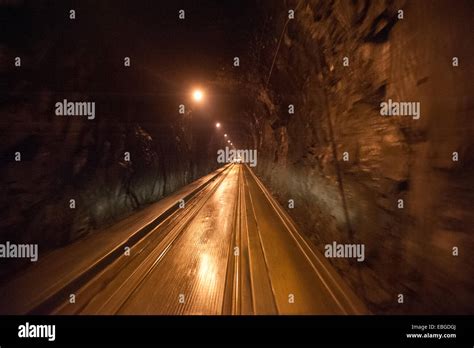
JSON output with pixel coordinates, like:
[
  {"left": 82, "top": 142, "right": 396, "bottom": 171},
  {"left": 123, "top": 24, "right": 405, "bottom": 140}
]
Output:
[{"left": 1, "top": 0, "right": 473, "bottom": 316}]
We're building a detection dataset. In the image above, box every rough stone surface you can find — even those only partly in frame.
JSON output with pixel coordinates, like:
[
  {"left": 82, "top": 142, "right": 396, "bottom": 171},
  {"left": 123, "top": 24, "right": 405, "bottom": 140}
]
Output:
[
  {"left": 0, "top": 2, "right": 221, "bottom": 276},
  {"left": 241, "top": 0, "right": 474, "bottom": 314}
]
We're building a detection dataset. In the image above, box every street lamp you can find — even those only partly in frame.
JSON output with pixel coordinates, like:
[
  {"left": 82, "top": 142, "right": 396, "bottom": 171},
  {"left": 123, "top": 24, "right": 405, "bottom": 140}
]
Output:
[{"left": 192, "top": 89, "right": 204, "bottom": 102}]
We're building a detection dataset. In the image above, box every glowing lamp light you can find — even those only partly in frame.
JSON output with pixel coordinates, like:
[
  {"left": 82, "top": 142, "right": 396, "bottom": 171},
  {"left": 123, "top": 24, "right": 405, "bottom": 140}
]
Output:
[{"left": 193, "top": 89, "right": 203, "bottom": 102}]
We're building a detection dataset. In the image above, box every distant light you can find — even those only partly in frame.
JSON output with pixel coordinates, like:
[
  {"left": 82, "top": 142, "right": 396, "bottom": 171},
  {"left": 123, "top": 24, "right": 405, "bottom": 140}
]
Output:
[
  {"left": 216, "top": 122, "right": 221, "bottom": 128},
  {"left": 193, "top": 89, "right": 203, "bottom": 102},
  {"left": 224, "top": 134, "right": 227, "bottom": 137},
  {"left": 227, "top": 140, "right": 231, "bottom": 143}
]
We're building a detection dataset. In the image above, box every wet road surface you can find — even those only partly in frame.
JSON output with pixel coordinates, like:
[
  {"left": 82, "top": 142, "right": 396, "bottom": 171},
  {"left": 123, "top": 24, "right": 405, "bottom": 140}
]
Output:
[{"left": 0, "top": 164, "right": 367, "bottom": 315}]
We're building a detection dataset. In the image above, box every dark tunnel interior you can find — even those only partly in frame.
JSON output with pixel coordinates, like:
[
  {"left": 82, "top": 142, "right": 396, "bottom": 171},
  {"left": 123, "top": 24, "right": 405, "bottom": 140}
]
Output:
[{"left": 1, "top": 0, "right": 473, "bottom": 316}]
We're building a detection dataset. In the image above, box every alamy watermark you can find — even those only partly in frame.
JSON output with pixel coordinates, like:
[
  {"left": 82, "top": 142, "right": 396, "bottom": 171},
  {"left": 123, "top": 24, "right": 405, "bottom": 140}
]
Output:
[
  {"left": 324, "top": 241, "right": 365, "bottom": 262},
  {"left": 217, "top": 146, "right": 257, "bottom": 167},
  {"left": 18, "top": 322, "right": 55, "bottom": 342},
  {"left": 0, "top": 241, "right": 38, "bottom": 262},
  {"left": 380, "top": 99, "right": 420, "bottom": 120},
  {"left": 55, "top": 99, "right": 95, "bottom": 120}
]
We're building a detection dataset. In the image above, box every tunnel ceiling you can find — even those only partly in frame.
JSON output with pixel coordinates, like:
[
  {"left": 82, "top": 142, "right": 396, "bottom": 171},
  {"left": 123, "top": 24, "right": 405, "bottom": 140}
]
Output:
[{"left": 2, "top": 0, "right": 294, "bottom": 149}]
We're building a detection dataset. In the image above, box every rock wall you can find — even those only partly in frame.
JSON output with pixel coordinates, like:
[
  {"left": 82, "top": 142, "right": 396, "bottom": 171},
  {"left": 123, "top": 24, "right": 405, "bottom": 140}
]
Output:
[
  {"left": 248, "top": 0, "right": 474, "bottom": 313},
  {"left": 0, "top": 1, "right": 220, "bottom": 276}
]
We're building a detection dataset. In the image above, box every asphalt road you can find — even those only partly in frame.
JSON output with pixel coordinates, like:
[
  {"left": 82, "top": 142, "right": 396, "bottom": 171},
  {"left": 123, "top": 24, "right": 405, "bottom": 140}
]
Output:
[{"left": 0, "top": 164, "right": 367, "bottom": 315}]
